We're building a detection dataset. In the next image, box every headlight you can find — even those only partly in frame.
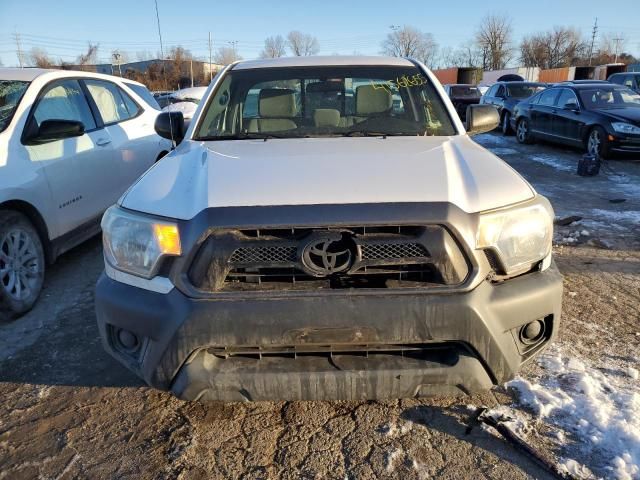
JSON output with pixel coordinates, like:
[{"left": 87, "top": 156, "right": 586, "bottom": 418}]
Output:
[
  {"left": 101, "top": 206, "right": 181, "bottom": 278},
  {"left": 477, "top": 198, "right": 553, "bottom": 275},
  {"left": 611, "top": 122, "right": 640, "bottom": 135}
]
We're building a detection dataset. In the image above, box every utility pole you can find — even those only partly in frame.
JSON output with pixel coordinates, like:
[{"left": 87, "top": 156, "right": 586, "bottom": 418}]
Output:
[
  {"left": 13, "top": 30, "right": 24, "bottom": 68},
  {"left": 190, "top": 57, "right": 194, "bottom": 87},
  {"left": 112, "top": 52, "right": 123, "bottom": 76},
  {"left": 613, "top": 37, "right": 623, "bottom": 63},
  {"left": 228, "top": 40, "right": 238, "bottom": 61},
  {"left": 588, "top": 18, "right": 598, "bottom": 66},
  {"left": 208, "top": 31, "right": 213, "bottom": 82}
]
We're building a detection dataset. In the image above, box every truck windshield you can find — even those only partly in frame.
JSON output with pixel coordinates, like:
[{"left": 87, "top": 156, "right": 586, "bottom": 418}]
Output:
[
  {"left": 194, "top": 65, "right": 457, "bottom": 140},
  {"left": 0, "top": 80, "right": 30, "bottom": 133}
]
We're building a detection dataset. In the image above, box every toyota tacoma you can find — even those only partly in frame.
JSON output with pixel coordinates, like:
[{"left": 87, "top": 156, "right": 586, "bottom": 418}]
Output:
[{"left": 95, "top": 56, "right": 562, "bottom": 402}]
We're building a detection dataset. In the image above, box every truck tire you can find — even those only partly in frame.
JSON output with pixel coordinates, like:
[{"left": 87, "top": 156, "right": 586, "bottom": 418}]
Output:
[{"left": 0, "top": 210, "right": 45, "bottom": 321}]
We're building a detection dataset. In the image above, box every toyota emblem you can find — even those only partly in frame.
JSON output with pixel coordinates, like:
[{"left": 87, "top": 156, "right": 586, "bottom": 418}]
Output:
[{"left": 301, "top": 232, "right": 354, "bottom": 277}]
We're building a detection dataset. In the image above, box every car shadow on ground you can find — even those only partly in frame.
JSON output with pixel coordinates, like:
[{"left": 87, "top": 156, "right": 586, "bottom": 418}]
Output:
[{"left": 0, "top": 236, "right": 143, "bottom": 389}]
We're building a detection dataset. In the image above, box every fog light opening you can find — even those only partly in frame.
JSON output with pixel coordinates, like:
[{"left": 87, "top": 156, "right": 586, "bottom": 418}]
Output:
[
  {"left": 520, "top": 320, "right": 545, "bottom": 345},
  {"left": 116, "top": 328, "right": 140, "bottom": 352}
]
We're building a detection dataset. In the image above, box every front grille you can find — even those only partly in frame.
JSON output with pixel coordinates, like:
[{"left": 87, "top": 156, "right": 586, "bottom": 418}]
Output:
[
  {"left": 230, "top": 246, "right": 297, "bottom": 264},
  {"left": 361, "top": 243, "right": 428, "bottom": 260},
  {"left": 188, "top": 225, "right": 469, "bottom": 292}
]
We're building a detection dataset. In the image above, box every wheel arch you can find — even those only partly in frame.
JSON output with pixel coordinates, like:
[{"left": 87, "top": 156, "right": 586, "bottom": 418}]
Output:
[{"left": 0, "top": 200, "right": 54, "bottom": 263}]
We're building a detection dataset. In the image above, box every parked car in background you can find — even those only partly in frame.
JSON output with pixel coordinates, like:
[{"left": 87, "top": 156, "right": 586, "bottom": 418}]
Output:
[
  {"left": 153, "top": 91, "right": 173, "bottom": 109},
  {"left": 480, "top": 81, "right": 547, "bottom": 135},
  {"left": 608, "top": 72, "right": 640, "bottom": 94},
  {"left": 96, "top": 56, "right": 561, "bottom": 402},
  {"left": 161, "top": 86, "right": 208, "bottom": 124},
  {"left": 443, "top": 84, "right": 482, "bottom": 121},
  {"left": 0, "top": 68, "right": 171, "bottom": 320},
  {"left": 512, "top": 83, "right": 640, "bottom": 158}
]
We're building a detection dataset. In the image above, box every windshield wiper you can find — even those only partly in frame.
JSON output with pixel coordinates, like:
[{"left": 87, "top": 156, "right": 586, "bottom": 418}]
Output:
[
  {"left": 342, "top": 130, "right": 402, "bottom": 138},
  {"left": 197, "top": 132, "right": 287, "bottom": 141}
]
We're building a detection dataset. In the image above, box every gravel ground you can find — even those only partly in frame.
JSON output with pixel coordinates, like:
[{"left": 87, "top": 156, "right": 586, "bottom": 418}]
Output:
[{"left": 1, "top": 133, "right": 638, "bottom": 479}]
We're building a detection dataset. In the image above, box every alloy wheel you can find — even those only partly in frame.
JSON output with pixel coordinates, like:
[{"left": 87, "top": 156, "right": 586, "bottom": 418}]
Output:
[
  {"left": 0, "top": 229, "right": 41, "bottom": 301},
  {"left": 588, "top": 130, "right": 601, "bottom": 156},
  {"left": 517, "top": 120, "right": 527, "bottom": 142}
]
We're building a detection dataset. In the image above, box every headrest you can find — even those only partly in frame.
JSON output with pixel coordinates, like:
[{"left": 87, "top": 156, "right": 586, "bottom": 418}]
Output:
[
  {"left": 356, "top": 85, "right": 392, "bottom": 115},
  {"left": 259, "top": 88, "right": 296, "bottom": 117},
  {"left": 313, "top": 108, "right": 340, "bottom": 127}
]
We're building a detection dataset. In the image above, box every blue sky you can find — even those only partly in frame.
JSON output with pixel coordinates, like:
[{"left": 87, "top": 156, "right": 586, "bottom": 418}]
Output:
[{"left": 1, "top": 0, "right": 639, "bottom": 67}]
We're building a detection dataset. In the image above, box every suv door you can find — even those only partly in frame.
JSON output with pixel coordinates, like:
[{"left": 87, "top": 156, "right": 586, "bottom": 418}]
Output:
[
  {"left": 84, "top": 79, "right": 158, "bottom": 190},
  {"left": 530, "top": 89, "right": 559, "bottom": 136},
  {"left": 552, "top": 89, "right": 584, "bottom": 144},
  {"left": 23, "top": 79, "right": 120, "bottom": 234}
]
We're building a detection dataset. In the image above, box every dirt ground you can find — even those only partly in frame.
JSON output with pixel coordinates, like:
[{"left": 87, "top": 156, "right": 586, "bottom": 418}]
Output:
[{"left": 1, "top": 133, "right": 638, "bottom": 479}]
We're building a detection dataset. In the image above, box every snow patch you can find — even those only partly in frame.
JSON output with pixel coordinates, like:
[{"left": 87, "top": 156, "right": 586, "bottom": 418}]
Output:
[
  {"left": 385, "top": 448, "right": 402, "bottom": 472},
  {"left": 507, "top": 347, "right": 640, "bottom": 479},
  {"left": 488, "top": 147, "right": 519, "bottom": 156},
  {"left": 590, "top": 209, "right": 640, "bottom": 224},
  {"left": 529, "top": 154, "right": 575, "bottom": 172}
]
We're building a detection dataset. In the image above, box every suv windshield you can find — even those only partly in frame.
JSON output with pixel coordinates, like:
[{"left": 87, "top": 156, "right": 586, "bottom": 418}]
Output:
[
  {"left": 507, "top": 84, "right": 546, "bottom": 98},
  {"left": 578, "top": 87, "right": 640, "bottom": 109},
  {"left": 451, "top": 86, "right": 480, "bottom": 97},
  {"left": 194, "top": 65, "right": 456, "bottom": 140},
  {"left": 0, "top": 80, "right": 30, "bottom": 133}
]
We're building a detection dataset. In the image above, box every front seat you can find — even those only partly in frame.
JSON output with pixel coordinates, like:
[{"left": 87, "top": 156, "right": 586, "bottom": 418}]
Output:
[
  {"left": 352, "top": 85, "right": 393, "bottom": 124},
  {"left": 247, "top": 88, "right": 297, "bottom": 133}
]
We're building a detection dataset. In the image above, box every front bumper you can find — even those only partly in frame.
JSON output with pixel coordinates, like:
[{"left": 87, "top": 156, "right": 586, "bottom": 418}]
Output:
[
  {"left": 95, "top": 263, "right": 563, "bottom": 402},
  {"left": 609, "top": 134, "right": 640, "bottom": 153}
]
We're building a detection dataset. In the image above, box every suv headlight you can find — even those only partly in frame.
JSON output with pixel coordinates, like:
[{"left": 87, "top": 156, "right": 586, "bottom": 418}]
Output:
[
  {"left": 477, "top": 198, "right": 553, "bottom": 275},
  {"left": 101, "top": 205, "right": 181, "bottom": 278},
  {"left": 611, "top": 122, "right": 640, "bottom": 135}
]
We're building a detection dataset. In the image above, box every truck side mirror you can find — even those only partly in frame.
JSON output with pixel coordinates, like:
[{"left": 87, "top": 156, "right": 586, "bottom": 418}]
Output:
[
  {"left": 465, "top": 105, "right": 500, "bottom": 135},
  {"left": 155, "top": 111, "right": 185, "bottom": 145}
]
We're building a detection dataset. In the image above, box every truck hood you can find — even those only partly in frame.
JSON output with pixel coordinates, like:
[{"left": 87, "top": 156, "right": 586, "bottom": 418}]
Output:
[{"left": 121, "top": 136, "right": 535, "bottom": 220}]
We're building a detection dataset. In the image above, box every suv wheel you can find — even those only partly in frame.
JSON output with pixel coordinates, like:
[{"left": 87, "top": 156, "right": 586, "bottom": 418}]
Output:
[
  {"left": 586, "top": 127, "right": 610, "bottom": 159},
  {"left": 0, "top": 211, "right": 45, "bottom": 321},
  {"left": 516, "top": 118, "right": 534, "bottom": 144},
  {"left": 501, "top": 112, "right": 512, "bottom": 135}
]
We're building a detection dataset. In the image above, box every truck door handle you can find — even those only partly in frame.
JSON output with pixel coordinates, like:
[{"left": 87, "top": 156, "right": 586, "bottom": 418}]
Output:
[{"left": 96, "top": 138, "right": 111, "bottom": 146}]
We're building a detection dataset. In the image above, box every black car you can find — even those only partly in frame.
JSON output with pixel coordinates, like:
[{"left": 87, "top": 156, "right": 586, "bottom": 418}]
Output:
[
  {"left": 443, "top": 84, "right": 482, "bottom": 121},
  {"left": 511, "top": 83, "right": 640, "bottom": 158},
  {"left": 480, "top": 81, "right": 547, "bottom": 135},
  {"left": 608, "top": 72, "right": 640, "bottom": 94}
]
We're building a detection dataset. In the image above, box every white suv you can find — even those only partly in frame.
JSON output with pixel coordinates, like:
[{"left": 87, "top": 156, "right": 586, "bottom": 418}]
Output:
[
  {"left": 0, "top": 68, "right": 171, "bottom": 319},
  {"left": 96, "top": 57, "right": 562, "bottom": 401}
]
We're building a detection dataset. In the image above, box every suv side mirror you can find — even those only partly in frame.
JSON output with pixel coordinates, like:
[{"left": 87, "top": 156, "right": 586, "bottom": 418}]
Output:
[
  {"left": 155, "top": 111, "right": 185, "bottom": 144},
  {"left": 23, "top": 119, "right": 85, "bottom": 145},
  {"left": 465, "top": 104, "right": 500, "bottom": 135}
]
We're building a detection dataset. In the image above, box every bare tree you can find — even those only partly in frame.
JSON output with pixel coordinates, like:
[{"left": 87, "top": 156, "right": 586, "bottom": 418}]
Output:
[
  {"left": 214, "top": 45, "right": 242, "bottom": 65},
  {"left": 29, "top": 47, "right": 55, "bottom": 68},
  {"left": 520, "top": 27, "right": 585, "bottom": 68},
  {"left": 260, "top": 35, "right": 287, "bottom": 58},
  {"left": 475, "top": 15, "right": 513, "bottom": 70},
  {"left": 287, "top": 31, "right": 320, "bottom": 56},
  {"left": 380, "top": 26, "right": 438, "bottom": 68},
  {"left": 76, "top": 42, "right": 99, "bottom": 65}
]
